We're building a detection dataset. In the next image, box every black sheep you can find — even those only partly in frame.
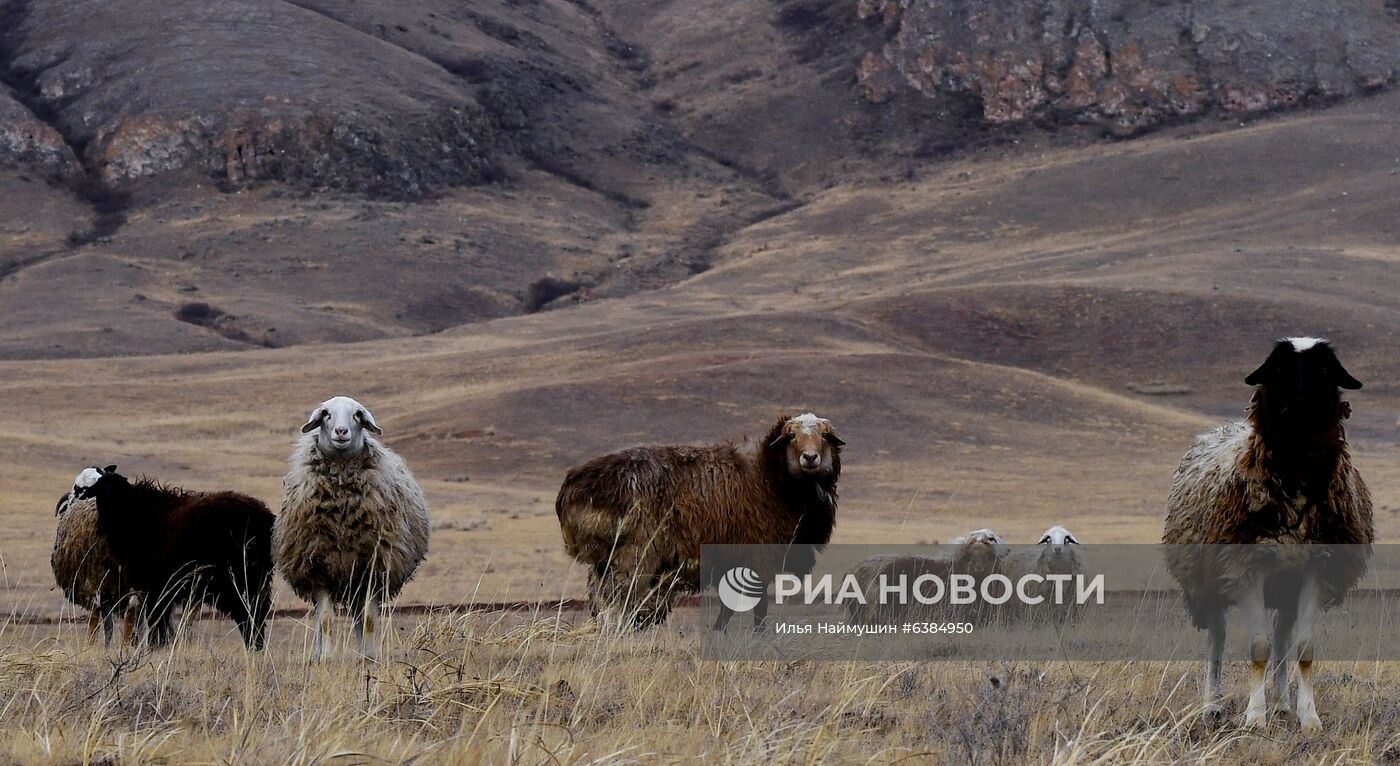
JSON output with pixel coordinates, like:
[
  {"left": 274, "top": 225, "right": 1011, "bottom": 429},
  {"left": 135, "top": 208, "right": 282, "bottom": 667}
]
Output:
[{"left": 88, "top": 467, "right": 275, "bottom": 650}]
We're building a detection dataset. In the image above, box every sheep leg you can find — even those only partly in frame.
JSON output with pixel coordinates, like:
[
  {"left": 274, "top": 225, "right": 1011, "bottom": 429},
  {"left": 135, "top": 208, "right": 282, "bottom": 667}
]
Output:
[
  {"left": 1291, "top": 575, "right": 1324, "bottom": 733},
  {"left": 637, "top": 572, "right": 681, "bottom": 629},
  {"left": 586, "top": 565, "right": 624, "bottom": 630},
  {"left": 712, "top": 601, "right": 734, "bottom": 631},
  {"left": 1268, "top": 605, "right": 1296, "bottom": 716},
  {"left": 586, "top": 565, "right": 605, "bottom": 618},
  {"left": 751, "top": 593, "right": 769, "bottom": 633},
  {"left": 1203, "top": 610, "right": 1226, "bottom": 722},
  {"left": 1237, "top": 586, "right": 1271, "bottom": 728},
  {"left": 223, "top": 588, "right": 267, "bottom": 652},
  {"left": 142, "top": 592, "right": 178, "bottom": 648},
  {"left": 312, "top": 592, "right": 333, "bottom": 661},
  {"left": 247, "top": 588, "right": 271, "bottom": 652},
  {"left": 101, "top": 606, "right": 115, "bottom": 646},
  {"left": 147, "top": 597, "right": 177, "bottom": 647},
  {"left": 122, "top": 594, "right": 139, "bottom": 646},
  {"left": 87, "top": 608, "right": 102, "bottom": 643},
  {"left": 355, "top": 594, "right": 380, "bottom": 660},
  {"left": 596, "top": 545, "right": 656, "bottom": 630}
]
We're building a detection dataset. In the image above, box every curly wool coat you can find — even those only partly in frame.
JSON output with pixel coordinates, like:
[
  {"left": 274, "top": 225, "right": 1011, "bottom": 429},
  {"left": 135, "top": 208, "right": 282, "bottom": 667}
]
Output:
[
  {"left": 51, "top": 494, "right": 128, "bottom": 618},
  {"left": 1163, "top": 396, "right": 1373, "bottom": 628},
  {"left": 275, "top": 433, "right": 431, "bottom": 609},
  {"left": 556, "top": 415, "right": 841, "bottom": 616}
]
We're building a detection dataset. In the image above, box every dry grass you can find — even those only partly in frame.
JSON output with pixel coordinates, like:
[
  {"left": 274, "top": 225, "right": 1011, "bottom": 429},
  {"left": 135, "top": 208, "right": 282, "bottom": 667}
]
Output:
[{"left": 3, "top": 600, "right": 1400, "bottom": 765}]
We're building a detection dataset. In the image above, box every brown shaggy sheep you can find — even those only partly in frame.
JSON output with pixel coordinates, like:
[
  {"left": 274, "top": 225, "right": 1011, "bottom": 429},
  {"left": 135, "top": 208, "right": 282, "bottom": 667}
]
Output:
[
  {"left": 1163, "top": 337, "right": 1373, "bottom": 731},
  {"left": 556, "top": 412, "right": 843, "bottom": 629}
]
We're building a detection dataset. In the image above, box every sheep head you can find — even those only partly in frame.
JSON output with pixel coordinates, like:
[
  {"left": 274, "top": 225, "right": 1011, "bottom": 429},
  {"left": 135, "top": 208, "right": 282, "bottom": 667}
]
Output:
[
  {"left": 301, "top": 396, "right": 383, "bottom": 457},
  {"left": 86, "top": 466, "right": 131, "bottom": 509},
  {"left": 951, "top": 529, "right": 1009, "bottom": 577},
  {"left": 1036, "top": 524, "right": 1080, "bottom": 571},
  {"left": 57, "top": 465, "right": 114, "bottom": 516},
  {"left": 1245, "top": 338, "right": 1360, "bottom": 436},
  {"left": 769, "top": 412, "right": 844, "bottom": 479}
]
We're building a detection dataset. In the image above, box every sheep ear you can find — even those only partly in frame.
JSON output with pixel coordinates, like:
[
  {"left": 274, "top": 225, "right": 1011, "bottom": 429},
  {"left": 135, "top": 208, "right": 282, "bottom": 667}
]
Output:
[
  {"left": 1334, "top": 361, "right": 1362, "bottom": 390},
  {"left": 357, "top": 408, "right": 383, "bottom": 435},
  {"left": 823, "top": 431, "right": 846, "bottom": 447},
  {"left": 301, "top": 409, "right": 326, "bottom": 433},
  {"left": 1065, "top": 534, "right": 1079, "bottom": 544},
  {"left": 103, "top": 465, "right": 117, "bottom": 474},
  {"left": 1244, "top": 358, "right": 1274, "bottom": 386},
  {"left": 1038, "top": 535, "right": 1050, "bottom": 544}
]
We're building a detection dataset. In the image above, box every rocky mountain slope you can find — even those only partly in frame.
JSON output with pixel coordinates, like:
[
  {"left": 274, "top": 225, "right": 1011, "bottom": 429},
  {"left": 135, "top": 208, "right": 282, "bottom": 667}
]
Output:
[
  {"left": 3, "top": 0, "right": 1397, "bottom": 359},
  {"left": 858, "top": 0, "right": 1400, "bottom": 133}
]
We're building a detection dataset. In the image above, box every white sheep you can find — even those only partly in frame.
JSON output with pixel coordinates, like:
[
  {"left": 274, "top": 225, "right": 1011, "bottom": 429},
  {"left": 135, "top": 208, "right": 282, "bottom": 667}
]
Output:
[
  {"left": 1002, "top": 525, "right": 1083, "bottom": 623},
  {"left": 274, "top": 396, "right": 431, "bottom": 659}
]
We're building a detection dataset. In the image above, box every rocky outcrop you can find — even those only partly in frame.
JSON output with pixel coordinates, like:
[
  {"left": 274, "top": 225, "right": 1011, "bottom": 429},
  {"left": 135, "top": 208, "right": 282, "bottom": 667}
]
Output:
[
  {"left": 857, "top": 0, "right": 1400, "bottom": 134},
  {"left": 0, "top": 86, "right": 78, "bottom": 177},
  {"left": 1, "top": 0, "right": 494, "bottom": 198}
]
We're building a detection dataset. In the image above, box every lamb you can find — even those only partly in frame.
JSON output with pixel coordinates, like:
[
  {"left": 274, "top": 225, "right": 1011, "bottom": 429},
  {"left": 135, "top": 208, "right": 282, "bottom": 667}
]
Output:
[
  {"left": 1001, "top": 525, "right": 1083, "bottom": 623},
  {"left": 556, "top": 412, "right": 843, "bottom": 630},
  {"left": 849, "top": 529, "right": 1008, "bottom": 624},
  {"left": 276, "top": 396, "right": 431, "bottom": 660},
  {"left": 1163, "top": 338, "right": 1373, "bottom": 731},
  {"left": 51, "top": 466, "right": 140, "bottom": 643},
  {"left": 87, "top": 467, "right": 275, "bottom": 650}
]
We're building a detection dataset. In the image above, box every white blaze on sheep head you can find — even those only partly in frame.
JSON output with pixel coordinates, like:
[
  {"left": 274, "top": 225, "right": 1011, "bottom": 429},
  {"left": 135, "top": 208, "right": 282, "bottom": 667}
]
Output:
[
  {"left": 301, "top": 396, "right": 383, "bottom": 457},
  {"left": 57, "top": 465, "right": 115, "bottom": 515},
  {"left": 771, "top": 412, "right": 844, "bottom": 477}
]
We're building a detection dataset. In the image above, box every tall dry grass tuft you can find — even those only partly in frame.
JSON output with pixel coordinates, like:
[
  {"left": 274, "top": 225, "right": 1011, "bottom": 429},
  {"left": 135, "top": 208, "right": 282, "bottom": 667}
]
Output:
[{"left": 1, "top": 601, "right": 1398, "bottom": 764}]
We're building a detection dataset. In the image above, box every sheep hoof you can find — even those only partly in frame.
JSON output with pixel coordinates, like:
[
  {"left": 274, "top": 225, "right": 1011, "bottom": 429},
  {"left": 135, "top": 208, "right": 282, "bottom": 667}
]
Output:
[
  {"left": 1243, "top": 710, "right": 1267, "bottom": 729},
  {"left": 1299, "top": 713, "right": 1322, "bottom": 733},
  {"left": 1202, "top": 704, "right": 1224, "bottom": 726}
]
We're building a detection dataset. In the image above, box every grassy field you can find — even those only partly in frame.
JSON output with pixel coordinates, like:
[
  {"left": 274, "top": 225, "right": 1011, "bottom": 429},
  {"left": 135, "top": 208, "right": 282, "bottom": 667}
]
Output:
[
  {"left": 3, "top": 603, "right": 1400, "bottom": 765},
  {"left": 8, "top": 81, "right": 1400, "bottom": 765}
]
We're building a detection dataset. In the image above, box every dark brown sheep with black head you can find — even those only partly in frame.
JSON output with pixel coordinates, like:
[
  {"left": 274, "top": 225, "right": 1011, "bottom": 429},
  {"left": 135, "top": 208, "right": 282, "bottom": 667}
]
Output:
[{"left": 87, "top": 467, "right": 275, "bottom": 650}]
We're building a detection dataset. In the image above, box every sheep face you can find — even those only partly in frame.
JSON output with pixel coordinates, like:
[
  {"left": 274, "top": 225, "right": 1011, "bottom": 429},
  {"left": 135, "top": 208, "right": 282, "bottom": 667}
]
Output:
[
  {"left": 770, "top": 413, "right": 843, "bottom": 478},
  {"left": 1036, "top": 525, "right": 1079, "bottom": 568},
  {"left": 953, "top": 529, "right": 1009, "bottom": 575},
  {"left": 1245, "top": 338, "right": 1360, "bottom": 430},
  {"left": 301, "top": 396, "right": 383, "bottom": 457}
]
